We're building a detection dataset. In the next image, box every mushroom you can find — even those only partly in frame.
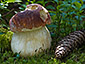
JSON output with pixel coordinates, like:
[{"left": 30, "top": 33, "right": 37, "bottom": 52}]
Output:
[{"left": 9, "top": 4, "right": 52, "bottom": 57}]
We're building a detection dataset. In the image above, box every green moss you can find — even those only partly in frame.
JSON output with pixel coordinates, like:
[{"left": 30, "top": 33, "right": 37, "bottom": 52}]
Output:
[{"left": 0, "top": 26, "right": 13, "bottom": 53}]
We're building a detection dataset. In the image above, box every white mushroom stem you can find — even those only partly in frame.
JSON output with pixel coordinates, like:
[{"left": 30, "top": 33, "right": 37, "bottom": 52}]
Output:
[{"left": 11, "top": 26, "right": 51, "bottom": 57}]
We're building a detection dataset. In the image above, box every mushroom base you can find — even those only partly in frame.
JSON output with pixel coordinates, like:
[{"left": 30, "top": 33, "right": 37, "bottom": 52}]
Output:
[{"left": 11, "top": 26, "right": 51, "bottom": 57}]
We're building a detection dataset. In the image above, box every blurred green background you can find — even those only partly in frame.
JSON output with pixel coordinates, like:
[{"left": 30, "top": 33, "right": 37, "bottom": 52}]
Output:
[{"left": 0, "top": 0, "right": 85, "bottom": 64}]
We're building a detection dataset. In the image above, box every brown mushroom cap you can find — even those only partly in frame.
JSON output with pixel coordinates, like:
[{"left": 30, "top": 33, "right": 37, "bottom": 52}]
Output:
[{"left": 9, "top": 4, "right": 51, "bottom": 32}]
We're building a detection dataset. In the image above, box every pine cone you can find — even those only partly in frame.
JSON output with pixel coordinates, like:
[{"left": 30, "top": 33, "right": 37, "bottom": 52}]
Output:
[{"left": 55, "top": 29, "right": 85, "bottom": 58}]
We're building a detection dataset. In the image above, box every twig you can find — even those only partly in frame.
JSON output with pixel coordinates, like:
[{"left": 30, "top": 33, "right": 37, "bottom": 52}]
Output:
[{"left": 2, "top": 8, "right": 14, "bottom": 17}]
